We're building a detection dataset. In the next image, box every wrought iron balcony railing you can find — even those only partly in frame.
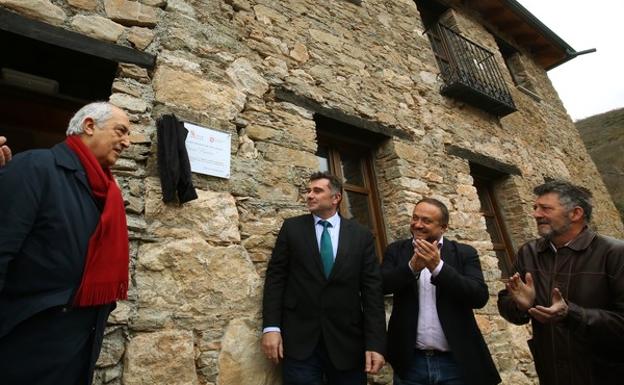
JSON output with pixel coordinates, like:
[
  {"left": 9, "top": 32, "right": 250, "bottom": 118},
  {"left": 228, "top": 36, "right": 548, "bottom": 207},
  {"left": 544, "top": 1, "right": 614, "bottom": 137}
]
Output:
[{"left": 426, "top": 23, "right": 517, "bottom": 117}]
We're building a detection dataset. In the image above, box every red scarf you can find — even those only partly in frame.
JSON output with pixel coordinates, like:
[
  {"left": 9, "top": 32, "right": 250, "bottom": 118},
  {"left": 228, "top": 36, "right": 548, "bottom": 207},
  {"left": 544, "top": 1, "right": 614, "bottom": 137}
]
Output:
[{"left": 66, "top": 135, "right": 129, "bottom": 306}]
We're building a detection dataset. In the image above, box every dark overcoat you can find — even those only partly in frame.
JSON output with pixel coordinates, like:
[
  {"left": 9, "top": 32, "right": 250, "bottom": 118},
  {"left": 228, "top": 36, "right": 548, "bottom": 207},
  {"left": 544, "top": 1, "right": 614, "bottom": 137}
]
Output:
[{"left": 0, "top": 142, "right": 111, "bottom": 385}]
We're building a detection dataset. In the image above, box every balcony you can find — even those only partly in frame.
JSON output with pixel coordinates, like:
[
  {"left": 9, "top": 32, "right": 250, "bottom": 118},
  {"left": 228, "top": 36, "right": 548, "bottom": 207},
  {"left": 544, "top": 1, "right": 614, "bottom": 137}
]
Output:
[{"left": 427, "top": 23, "right": 517, "bottom": 117}]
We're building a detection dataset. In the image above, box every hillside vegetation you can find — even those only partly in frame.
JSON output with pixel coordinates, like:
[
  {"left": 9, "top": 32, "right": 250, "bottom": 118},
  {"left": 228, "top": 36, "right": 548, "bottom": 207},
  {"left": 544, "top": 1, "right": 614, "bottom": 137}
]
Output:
[{"left": 576, "top": 107, "right": 624, "bottom": 220}]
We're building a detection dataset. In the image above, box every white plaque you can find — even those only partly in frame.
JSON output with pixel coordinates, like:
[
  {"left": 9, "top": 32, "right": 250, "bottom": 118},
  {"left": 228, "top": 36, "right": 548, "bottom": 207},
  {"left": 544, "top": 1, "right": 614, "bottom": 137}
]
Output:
[{"left": 184, "top": 122, "right": 231, "bottom": 179}]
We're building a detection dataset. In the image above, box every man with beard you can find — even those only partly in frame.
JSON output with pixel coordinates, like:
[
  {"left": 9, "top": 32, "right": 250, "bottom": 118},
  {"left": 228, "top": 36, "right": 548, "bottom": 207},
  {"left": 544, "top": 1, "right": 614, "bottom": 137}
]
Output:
[
  {"left": 382, "top": 198, "right": 500, "bottom": 385},
  {"left": 0, "top": 102, "right": 131, "bottom": 385},
  {"left": 498, "top": 180, "right": 624, "bottom": 385}
]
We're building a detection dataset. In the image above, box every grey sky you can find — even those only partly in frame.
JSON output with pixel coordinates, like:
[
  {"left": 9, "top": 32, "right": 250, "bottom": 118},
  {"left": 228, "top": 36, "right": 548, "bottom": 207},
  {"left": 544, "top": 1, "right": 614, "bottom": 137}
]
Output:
[{"left": 518, "top": 0, "right": 623, "bottom": 121}]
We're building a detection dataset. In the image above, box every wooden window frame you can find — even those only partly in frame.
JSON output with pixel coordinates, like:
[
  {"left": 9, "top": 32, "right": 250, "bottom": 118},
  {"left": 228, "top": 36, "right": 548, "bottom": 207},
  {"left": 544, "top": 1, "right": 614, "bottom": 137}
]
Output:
[
  {"left": 473, "top": 175, "right": 515, "bottom": 277},
  {"left": 316, "top": 134, "right": 387, "bottom": 259}
]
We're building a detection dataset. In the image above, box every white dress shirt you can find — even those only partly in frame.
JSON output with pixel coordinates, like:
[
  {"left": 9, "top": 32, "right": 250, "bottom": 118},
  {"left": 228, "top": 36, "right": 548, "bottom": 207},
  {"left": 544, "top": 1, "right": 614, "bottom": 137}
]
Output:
[{"left": 409, "top": 236, "right": 450, "bottom": 351}]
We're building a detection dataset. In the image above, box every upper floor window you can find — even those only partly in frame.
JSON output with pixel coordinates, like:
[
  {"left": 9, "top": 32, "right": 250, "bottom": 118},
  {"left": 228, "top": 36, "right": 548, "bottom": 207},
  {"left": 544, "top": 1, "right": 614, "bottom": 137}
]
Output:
[
  {"left": 426, "top": 23, "right": 517, "bottom": 117},
  {"left": 495, "top": 37, "right": 541, "bottom": 101},
  {"left": 414, "top": 1, "right": 517, "bottom": 117}
]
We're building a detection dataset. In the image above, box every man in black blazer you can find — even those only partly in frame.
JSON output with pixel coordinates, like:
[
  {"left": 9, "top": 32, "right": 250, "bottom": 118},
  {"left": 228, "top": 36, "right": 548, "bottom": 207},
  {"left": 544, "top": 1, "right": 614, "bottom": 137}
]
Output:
[
  {"left": 262, "top": 171, "right": 386, "bottom": 384},
  {"left": 381, "top": 198, "right": 500, "bottom": 385}
]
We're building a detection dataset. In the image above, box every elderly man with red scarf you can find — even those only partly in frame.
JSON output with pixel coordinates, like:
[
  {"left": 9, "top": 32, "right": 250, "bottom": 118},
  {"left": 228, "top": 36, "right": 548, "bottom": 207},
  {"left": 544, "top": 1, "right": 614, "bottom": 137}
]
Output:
[{"left": 0, "top": 102, "right": 131, "bottom": 385}]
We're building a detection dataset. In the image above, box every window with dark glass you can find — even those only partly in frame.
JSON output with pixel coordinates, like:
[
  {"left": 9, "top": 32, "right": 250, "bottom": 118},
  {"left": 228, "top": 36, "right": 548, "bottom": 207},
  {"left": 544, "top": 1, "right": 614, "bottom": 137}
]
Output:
[{"left": 314, "top": 115, "right": 387, "bottom": 259}]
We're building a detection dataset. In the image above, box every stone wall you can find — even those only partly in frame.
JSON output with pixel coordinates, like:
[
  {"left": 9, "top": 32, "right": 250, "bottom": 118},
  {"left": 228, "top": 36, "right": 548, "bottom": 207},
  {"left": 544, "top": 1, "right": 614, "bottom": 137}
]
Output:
[{"left": 2, "top": 1, "right": 623, "bottom": 385}]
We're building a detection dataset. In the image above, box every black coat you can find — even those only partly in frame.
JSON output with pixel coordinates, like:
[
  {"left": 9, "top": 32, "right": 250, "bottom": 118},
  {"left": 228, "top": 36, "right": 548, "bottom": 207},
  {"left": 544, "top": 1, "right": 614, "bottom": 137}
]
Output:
[
  {"left": 381, "top": 238, "right": 501, "bottom": 385},
  {"left": 0, "top": 143, "right": 101, "bottom": 335},
  {"left": 262, "top": 214, "right": 386, "bottom": 370},
  {"left": 0, "top": 142, "right": 111, "bottom": 384},
  {"left": 156, "top": 114, "right": 197, "bottom": 204}
]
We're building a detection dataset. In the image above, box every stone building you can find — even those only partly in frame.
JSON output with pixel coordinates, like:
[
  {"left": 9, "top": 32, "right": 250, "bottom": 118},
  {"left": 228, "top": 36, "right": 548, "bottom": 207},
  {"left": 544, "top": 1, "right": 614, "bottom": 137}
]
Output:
[{"left": 1, "top": 0, "right": 622, "bottom": 384}]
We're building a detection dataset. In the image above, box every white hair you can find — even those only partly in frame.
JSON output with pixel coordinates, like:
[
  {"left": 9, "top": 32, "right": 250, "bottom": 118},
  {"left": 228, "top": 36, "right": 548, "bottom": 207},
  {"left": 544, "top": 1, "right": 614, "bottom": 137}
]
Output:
[{"left": 66, "top": 102, "right": 114, "bottom": 136}]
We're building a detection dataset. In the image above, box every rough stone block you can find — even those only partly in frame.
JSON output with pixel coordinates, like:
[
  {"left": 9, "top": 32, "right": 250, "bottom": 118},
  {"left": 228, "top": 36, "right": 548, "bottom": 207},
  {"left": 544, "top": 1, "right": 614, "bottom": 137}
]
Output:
[
  {"left": 257, "top": 142, "right": 317, "bottom": 168},
  {"left": 104, "top": 0, "right": 160, "bottom": 27},
  {"left": 67, "top": 0, "right": 97, "bottom": 10},
  {"left": 226, "top": 57, "right": 269, "bottom": 98},
  {"left": 166, "top": 0, "right": 195, "bottom": 17},
  {"left": 253, "top": 4, "right": 288, "bottom": 25},
  {"left": 256, "top": 182, "right": 300, "bottom": 202},
  {"left": 119, "top": 63, "right": 151, "bottom": 83},
  {"left": 389, "top": 140, "right": 428, "bottom": 163},
  {"left": 308, "top": 28, "right": 343, "bottom": 49},
  {"left": 0, "top": 0, "right": 66, "bottom": 26},
  {"left": 127, "top": 26, "right": 155, "bottom": 50},
  {"left": 289, "top": 41, "right": 309, "bottom": 63},
  {"left": 110, "top": 93, "right": 150, "bottom": 113},
  {"left": 123, "top": 330, "right": 199, "bottom": 385},
  {"left": 70, "top": 15, "right": 125, "bottom": 43},
  {"left": 112, "top": 80, "right": 144, "bottom": 98},
  {"left": 157, "top": 51, "right": 202, "bottom": 74},
  {"left": 154, "top": 66, "right": 246, "bottom": 122},
  {"left": 96, "top": 328, "right": 126, "bottom": 367},
  {"left": 396, "top": 177, "right": 430, "bottom": 194},
  {"left": 108, "top": 301, "right": 131, "bottom": 325},
  {"left": 245, "top": 124, "right": 277, "bottom": 141},
  {"left": 217, "top": 318, "right": 280, "bottom": 385},
  {"left": 134, "top": 238, "right": 261, "bottom": 325},
  {"left": 144, "top": 177, "right": 240, "bottom": 243}
]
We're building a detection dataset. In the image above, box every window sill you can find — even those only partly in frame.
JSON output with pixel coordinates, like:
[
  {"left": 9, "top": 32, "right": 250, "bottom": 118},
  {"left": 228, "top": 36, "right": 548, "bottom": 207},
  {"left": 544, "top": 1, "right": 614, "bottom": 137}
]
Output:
[{"left": 516, "top": 84, "right": 541, "bottom": 103}]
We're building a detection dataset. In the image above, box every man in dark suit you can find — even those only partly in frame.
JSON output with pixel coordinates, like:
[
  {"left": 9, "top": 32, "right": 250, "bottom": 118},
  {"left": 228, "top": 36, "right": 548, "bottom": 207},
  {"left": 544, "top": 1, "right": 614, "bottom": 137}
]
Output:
[
  {"left": 382, "top": 198, "right": 500, "bottom": 385},
  {"left": 0, "top": 102, "right": 131, "bottom": 385},
  {"left": 262, "top": 171, "right": 386, "bottom": 384}
]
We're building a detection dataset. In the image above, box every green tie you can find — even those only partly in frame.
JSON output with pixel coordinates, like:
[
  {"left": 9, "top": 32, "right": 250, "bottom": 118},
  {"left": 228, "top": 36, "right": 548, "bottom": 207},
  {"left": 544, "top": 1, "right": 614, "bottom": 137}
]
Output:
[{"left": 318, "top": 220, "right": 334, "bottom": 278}]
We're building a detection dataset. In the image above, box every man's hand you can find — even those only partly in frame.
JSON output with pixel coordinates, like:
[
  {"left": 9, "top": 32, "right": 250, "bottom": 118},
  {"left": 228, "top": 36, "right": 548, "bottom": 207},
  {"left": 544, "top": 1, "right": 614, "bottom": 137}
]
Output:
[
  {"left": 505, "top": 272, "right": 536, "bottom": 311},
  {"left": 529, "top": 288, "right": 568, "bottom": 324},
  {"left": 409, "top": 250, "right": 426, "bottom": 273},
  {"left": 365, "top": 350, "right": 385, "bottom": 374},
  {"left": 0, "top": 136, "right": 11, "bottom": 167},
  {"left": 414, "top": 239, "right": 441, "bottom": 271},
  {"left": 261, "top": 331, "right": 283, "bottom": 364}
]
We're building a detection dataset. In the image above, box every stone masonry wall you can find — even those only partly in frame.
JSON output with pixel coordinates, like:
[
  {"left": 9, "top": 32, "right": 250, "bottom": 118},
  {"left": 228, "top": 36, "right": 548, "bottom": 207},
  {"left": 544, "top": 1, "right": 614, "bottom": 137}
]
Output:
[{"left": 2, "top": 1, "right": 623, "bottom": 385}]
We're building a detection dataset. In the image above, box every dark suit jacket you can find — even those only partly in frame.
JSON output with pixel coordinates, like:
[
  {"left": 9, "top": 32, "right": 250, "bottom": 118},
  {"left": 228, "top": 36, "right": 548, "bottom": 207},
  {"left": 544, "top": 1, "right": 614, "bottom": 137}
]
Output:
[
  {"left": 262, "top": 214, "right": 386, "bottom": 370},
  {"left": 381, "top": 238, "right": 500, "bottom": 385},
  {"left": 0, "top": 142, "right": 112, "bottom": 384},
  {"left": 0, "top": 143, "right": 101, "bottom": 337}
]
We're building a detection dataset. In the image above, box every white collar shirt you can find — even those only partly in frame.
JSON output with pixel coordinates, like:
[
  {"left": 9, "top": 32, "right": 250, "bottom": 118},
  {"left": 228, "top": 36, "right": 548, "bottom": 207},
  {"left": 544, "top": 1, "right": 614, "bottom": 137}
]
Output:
[{"left": 413, "top": 236, "right": 450, "bottom": 351}]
